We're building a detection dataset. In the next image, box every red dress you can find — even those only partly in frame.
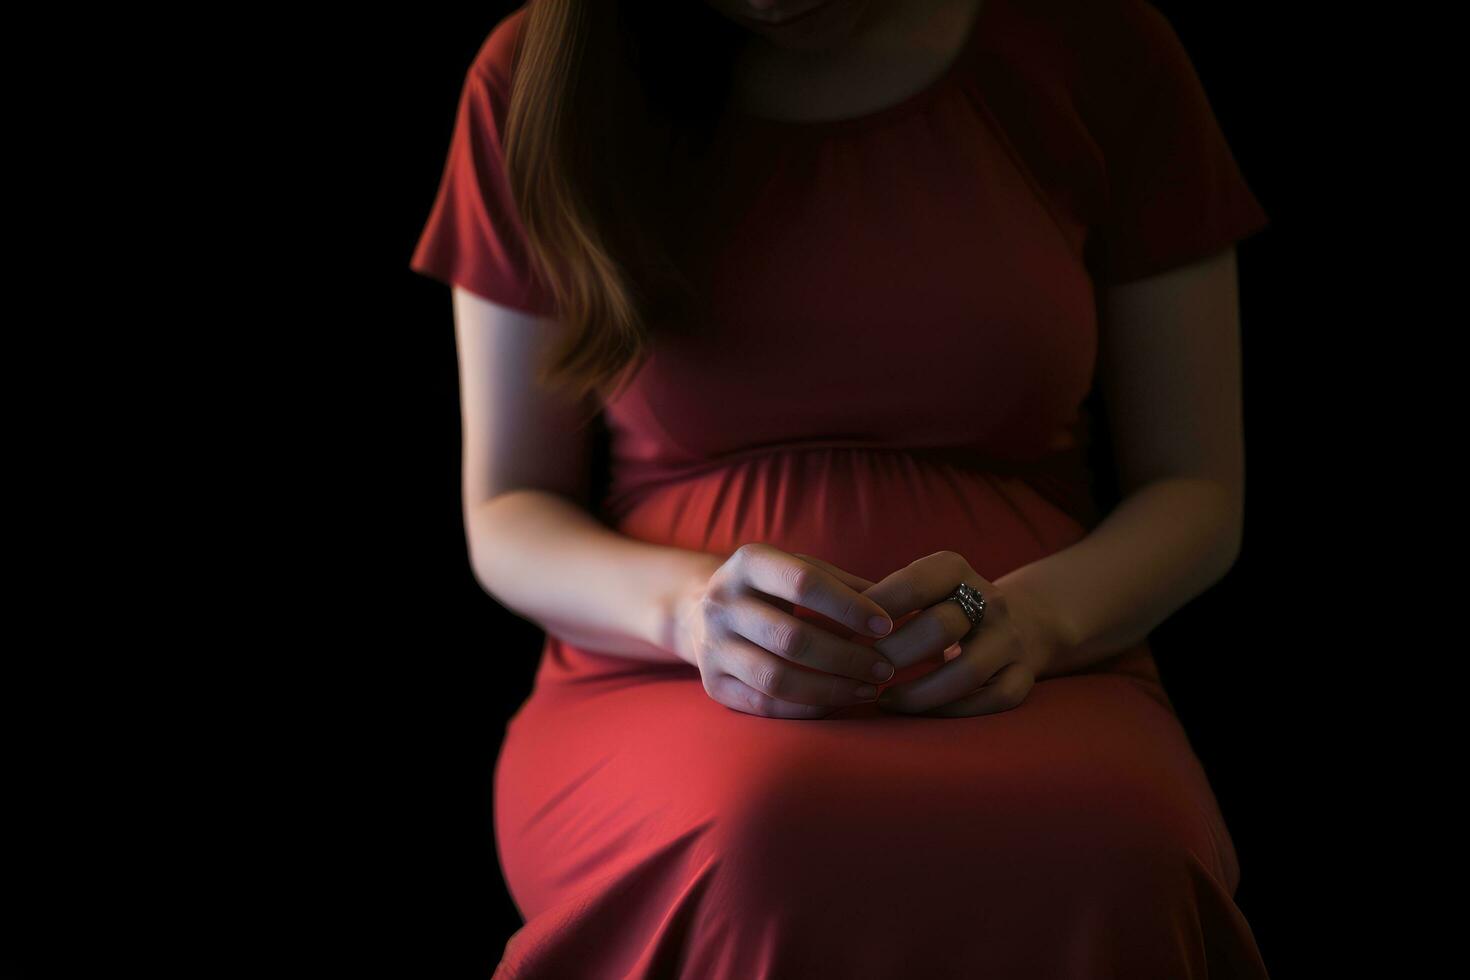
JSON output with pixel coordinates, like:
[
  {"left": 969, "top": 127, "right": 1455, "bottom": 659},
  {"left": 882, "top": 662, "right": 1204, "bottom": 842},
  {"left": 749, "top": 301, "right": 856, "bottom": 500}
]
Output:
[{"left": 409, "top": 2, "right": 1273, "bottom": 977}]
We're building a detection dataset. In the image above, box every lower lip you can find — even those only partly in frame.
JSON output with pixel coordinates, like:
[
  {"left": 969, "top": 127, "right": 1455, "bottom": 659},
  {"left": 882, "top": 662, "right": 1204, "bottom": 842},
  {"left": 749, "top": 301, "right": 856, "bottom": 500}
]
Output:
[{"left": 740, "top": 1, "right": 835, "bottom": 30}]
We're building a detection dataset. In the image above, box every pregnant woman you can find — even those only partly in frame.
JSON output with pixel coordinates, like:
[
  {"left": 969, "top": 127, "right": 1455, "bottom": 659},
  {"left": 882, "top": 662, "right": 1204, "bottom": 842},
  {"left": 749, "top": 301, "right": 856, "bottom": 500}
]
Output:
[{"left": 409, "top": 0, "right": 1273, "bottom": 976}]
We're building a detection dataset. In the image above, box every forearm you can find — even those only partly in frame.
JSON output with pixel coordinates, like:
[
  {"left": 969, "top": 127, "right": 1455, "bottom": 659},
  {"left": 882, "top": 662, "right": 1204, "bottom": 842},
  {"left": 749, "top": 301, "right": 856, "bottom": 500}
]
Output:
[
  {"left": 466, "top": 489, "right": 723, "bottom": 666},
  {"left": 993, "top": 476, "right": 1243, "bottom": 680}
]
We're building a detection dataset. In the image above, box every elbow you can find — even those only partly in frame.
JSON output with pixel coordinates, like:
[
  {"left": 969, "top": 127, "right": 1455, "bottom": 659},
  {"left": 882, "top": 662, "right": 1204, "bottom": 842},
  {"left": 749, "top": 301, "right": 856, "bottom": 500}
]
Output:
[
  {"left": 467, "top": 549, "right": 497, "bottom": 600},
  {"left": 461, "top": 489, "right": 533, "bottom": 601},
  {"left": 465, "top": 500, "right": 526, "bottom": 603},
  {"left": 1189, "top": 476, "right": 1244, "bottom": 581},
  {"left": 1220, "top": 535, "right": 1243, "bottom": 581},
  {"left": 1217, "top": 503, "right": 1245, "bottom": 580},
  {"left": 462, "top": 498, "right": 502, "bottom": 600}
]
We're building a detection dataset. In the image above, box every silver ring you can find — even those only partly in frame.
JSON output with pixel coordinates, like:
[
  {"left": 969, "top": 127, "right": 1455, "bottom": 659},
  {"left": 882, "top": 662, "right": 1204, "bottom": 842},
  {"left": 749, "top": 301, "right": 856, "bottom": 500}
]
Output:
[{"left": 945, "top": 582, "right": 986, "bottom": 638}]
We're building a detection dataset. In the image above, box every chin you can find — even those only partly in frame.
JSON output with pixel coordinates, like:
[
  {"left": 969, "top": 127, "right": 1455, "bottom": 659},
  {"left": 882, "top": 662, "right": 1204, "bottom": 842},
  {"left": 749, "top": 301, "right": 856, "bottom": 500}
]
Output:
[{"left": 736, "top": 0, "right": 873, "bottom": 52}]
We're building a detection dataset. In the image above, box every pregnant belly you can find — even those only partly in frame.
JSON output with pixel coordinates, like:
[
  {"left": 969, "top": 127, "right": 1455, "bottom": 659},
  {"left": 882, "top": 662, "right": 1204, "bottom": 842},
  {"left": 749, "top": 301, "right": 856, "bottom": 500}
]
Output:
[
  {"left": 609, "top": 445, "right": 1093, "bottom": 587},
  {"left": 533, "top": 444, "right": 1161, "bottom": 697}
]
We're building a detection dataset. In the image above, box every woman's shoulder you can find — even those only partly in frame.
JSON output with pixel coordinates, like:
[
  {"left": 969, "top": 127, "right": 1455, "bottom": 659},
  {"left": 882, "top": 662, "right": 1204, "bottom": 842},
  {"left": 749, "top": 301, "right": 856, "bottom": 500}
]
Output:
[
  {"left": 992, "top": 0, "right": 1197, "bottom": 121},
  {"left": 1002, "top": 0, "right": 1176, "bottom": 62},
  {"left": 468, "top": 2, "right": 533, "bottom": 89}
]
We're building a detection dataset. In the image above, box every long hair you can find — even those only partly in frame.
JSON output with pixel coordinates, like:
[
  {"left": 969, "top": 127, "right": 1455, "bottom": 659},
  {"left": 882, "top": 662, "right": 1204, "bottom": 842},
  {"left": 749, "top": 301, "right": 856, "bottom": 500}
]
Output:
[{"left": 503, "top": 0, "right": 743, "bottom": 417}]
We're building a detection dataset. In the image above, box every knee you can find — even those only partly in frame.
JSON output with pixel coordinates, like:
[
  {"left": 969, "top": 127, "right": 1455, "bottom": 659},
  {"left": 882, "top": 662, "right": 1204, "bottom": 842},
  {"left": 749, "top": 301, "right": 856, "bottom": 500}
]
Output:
[
  {"left": 1063, "top": 778, "right": 1229, "bottom": 897},
  {"left": 698, "top": 753, "right": 1227, "bottom": 913}
]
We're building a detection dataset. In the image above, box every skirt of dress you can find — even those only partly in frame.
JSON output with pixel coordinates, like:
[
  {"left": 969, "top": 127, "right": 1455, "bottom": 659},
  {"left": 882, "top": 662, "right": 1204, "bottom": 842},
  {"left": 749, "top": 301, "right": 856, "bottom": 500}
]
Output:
[{"left": 489, "top": 639, "right": 1270, "bottom": 979}]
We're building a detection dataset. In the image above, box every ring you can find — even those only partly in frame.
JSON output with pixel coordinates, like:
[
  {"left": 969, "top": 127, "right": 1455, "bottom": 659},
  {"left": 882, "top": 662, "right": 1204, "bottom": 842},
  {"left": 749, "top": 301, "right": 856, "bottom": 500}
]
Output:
[{"left": 945, "top": 582, "right": 987, "bottom": 638}]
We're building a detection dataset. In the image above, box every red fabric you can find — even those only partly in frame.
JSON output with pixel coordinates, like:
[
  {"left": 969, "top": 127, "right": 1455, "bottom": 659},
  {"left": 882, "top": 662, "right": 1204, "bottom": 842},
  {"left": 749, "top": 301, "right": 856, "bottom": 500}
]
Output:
[
  {"left": 408, "top": 11, "right": 559, "bottom": 317},
  {"left": 411, "top": 2, "right": 1272, "bottom": 977}
]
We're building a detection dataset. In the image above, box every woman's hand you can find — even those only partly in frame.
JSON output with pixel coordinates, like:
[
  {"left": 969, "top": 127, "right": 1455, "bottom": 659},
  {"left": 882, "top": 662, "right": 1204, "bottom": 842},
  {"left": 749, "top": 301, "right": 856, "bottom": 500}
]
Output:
[
  {"left": 681, "top": 543, "right": 899, "bottom": 719},
  {"left": 864, "top": 551, "right": 1070, "bottom": 717}
]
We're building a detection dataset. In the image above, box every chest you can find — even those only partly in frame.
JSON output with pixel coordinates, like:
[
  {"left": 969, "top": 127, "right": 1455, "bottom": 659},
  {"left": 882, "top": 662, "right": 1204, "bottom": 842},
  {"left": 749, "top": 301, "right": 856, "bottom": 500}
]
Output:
[{"left": 602, "top": 109, "right": 1101, "bottom": 467}]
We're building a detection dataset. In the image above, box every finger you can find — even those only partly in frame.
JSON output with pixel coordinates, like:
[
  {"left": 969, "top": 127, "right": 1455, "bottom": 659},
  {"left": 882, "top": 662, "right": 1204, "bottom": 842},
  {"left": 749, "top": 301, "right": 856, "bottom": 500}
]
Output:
[
  {"left": 915, "top": 661, "right": 1035, "bottom": 718},
  {"left": 791, "top": 553, "right": 877, "bottom": 593},
  {"left": 861, "top": 551, "right": 981, "bottom": 624},
  {"left": 708, "top": 672, "right": 837, "bottom": 720},
  {"left": 737, "top": 543, "right": 893, "bottom": 638},
  {"left": 720, "top": 632, "right": 882, "bottom": 708},
  {"left": 871, "top": 593, "right": 977, "bottom": 670},
  {"left": 727, "top": 595, "right": 897, "bottom": 683},
  {"left": 876, "top": 637, "right": 1009, "bottom": 713}
]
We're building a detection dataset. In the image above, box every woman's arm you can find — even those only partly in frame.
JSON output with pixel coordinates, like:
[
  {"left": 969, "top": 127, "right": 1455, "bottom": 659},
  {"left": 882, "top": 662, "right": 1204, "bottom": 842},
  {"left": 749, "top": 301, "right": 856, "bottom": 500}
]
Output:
[
  {"left": 469, "top": 489, "right": 722, "bottom": 666},
  {"left": 996, "top": 476, "right": 1240, "bottom": 680},
  {"left": 994, "top": 247, "right": 1249, "bottom": 680},
  {"left": 451, "top": 286, "right": 720, "bottom": 667}
]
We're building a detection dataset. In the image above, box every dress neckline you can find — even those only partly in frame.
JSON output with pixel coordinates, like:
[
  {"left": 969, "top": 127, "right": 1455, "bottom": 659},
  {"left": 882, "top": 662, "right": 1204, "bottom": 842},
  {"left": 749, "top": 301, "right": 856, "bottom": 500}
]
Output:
[{"left": 724, "top": 0, "right": 996, "bottom": 138}]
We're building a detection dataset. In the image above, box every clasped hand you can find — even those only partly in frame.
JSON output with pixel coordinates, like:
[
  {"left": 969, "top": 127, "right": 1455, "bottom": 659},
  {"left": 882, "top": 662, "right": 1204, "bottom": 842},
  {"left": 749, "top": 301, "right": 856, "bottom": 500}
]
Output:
[
  {"left": 846, "top": 549, "right": 1064, "bottom": 718},
  {"left": 687, "top": 543, "right": 1069, "bottom": 719}
]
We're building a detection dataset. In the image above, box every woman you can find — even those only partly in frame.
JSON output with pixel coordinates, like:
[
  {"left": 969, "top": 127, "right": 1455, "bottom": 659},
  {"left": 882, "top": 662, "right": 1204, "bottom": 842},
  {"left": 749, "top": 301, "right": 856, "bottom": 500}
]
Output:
[{"left": 409, "top": 0, "right": 1273, "bottom": 976}]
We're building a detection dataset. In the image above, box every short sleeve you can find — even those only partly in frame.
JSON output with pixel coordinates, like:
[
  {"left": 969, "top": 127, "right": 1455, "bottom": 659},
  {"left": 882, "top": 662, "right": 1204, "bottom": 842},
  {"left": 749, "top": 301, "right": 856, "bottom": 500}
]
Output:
[
  {"left": 1089, "top": 3, "right": 1270, "bottom": 285},
  {"left": 408, "top": 62, "right": 560, "bottom": 317}
]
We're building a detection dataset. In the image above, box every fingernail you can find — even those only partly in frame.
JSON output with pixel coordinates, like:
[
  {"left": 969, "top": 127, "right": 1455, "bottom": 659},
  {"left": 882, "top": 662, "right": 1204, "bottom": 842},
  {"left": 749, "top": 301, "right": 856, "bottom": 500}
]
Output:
[
  {"left": 871, "top": 661, "right": 895, "bottom": 682},
  {"left": 868, "top": 616, "right": 892, "bottom": 636},
  {"left": 854, "top": 685, "right": 879, "bottom": 701}
]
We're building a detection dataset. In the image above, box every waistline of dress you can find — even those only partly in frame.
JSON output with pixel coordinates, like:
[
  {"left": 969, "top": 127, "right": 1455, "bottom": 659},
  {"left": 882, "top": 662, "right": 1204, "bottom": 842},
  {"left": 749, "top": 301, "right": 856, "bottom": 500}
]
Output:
[{"left": 597, "top": 440, "right": 1100, "bottom": 530}]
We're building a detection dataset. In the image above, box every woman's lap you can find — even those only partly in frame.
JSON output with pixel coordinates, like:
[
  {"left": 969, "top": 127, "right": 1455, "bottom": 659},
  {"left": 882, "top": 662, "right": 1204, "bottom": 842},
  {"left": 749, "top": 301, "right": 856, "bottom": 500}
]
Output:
[{"left": 491, "top": 651, "right": 1265, "bottom": 979}]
